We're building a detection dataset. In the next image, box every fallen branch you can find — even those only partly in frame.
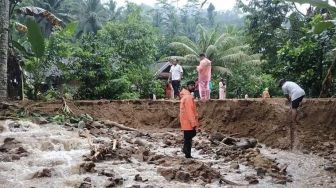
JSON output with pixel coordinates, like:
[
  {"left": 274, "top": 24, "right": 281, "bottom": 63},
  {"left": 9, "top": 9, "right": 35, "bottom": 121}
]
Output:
[
  {"left": 81, "top": 129, "right": 100, "bottom": 157},
  {"left": 112, "top": 139, "right": 117, "bottom": 150},
  {"left": 101, "top": 120, "right": 139, "bottom": 132},
  {"left": 61, "top": 97, "right": 73, "bottom": 115},
  {"left": 0, "top": 102, "right": 21, "bottom": 108},
  {"left": 80, "top": 129, "right": 115, "bottom": 161},
  {"left": 0, "top": 116, "right": 20, "bottom": 120},
  {"left": 220, "top": 177, "right": 246, "bottom": 186},
  {"left": 228, "top": 133, "right": 241, "bottom": 137}
]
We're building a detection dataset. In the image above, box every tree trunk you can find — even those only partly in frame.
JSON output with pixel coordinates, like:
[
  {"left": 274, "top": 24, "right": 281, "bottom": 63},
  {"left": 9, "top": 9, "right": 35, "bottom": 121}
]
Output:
[
  {"left": 7, "top": 49, "right": 22, "bottom": 100},
  {"left": 0, "top": 0, "right": 9, "bottom": 100},
  {"left": 319, "top": 57, "right": 336, "bottom": 98}
]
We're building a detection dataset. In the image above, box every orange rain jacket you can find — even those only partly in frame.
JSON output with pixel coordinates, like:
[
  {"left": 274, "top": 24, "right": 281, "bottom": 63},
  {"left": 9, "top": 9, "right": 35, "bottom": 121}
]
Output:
[{"left": 179, "top": 89, "right": 199, "bottom": 130}]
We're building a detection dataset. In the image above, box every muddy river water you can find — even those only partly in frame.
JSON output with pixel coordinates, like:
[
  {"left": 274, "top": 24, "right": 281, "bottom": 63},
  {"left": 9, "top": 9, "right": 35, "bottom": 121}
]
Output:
[{"left": 0, "top": 120, "right": 335, "bottom": 188}]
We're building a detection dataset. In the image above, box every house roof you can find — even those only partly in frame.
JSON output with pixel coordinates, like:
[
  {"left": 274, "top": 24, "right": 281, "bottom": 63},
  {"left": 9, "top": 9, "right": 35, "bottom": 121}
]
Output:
[{"left": 152, "top": 61, "right": 172, "bottom": 79}]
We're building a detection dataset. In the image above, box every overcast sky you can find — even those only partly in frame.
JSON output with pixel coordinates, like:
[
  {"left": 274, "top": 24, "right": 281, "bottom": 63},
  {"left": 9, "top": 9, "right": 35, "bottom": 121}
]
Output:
[
  {"left": 113, "top": 0, "right": 237, "bottom": 11},
  {"left": 110, "top": 0, "right": 326, "bottom": 13}
]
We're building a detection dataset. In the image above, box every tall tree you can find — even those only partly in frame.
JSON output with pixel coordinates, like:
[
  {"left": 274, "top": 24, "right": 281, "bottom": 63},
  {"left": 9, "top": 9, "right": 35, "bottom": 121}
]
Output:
[
  {"left": 0, "top": 0, "right": 9, "bottom": 99},
  {"left": 180, "top": 0, "right": 205, "bottom": 40},
  {"left": 75, "top": 0, "right": 108, "bottom": 38},
  {"left": 168, "top": 25, "right": 261, "bottom": 74},
  {"left": 154, "top": 0, "right": 180, "bottom": 38},
  {"left": 207, "top": 3, "right": 215, "bottom": 27},
  {"left": 105, "top": 0, "right": 123, "bottom": 21},
  {"left": 238, "top": 0, "right": 291, "bottom": 66}
]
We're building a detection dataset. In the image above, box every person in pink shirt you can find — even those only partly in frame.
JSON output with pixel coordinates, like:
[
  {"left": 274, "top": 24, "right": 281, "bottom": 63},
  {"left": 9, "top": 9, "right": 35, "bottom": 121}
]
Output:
[{"left": 197, "top": 53, "right": 212, "bottom": 101}]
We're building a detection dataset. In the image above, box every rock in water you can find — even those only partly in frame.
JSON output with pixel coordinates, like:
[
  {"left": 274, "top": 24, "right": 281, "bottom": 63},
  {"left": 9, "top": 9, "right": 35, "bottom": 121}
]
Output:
[
  {"left": 80, "top": 162, "right": 96, "bottom": 173},
  {"left": 210, "top": 132, "right": 225, "bottom": 142},
  {"left": 78, "top": 121, "right": 86, "bottom": 129},
  {"left": 134, "top": 174, "right": 143, "bottom": 182},
  {"left": 32, "top": 168, "right": 53, "bottom": 178},
  {"left": 235, "top": 138, "right": 257, "bottom": 149},
  {"left": 157, "top": 167, "right": 176, "bottom": 180},
  {"left": 324, "top": 162, "right": 335, "bottom": 172},
  {"left": 230, "top": 162, "right": 239, "bottom": 169},
  {"left": 256, "top": 167, "right": 266, "bottom": 176},
  {"left": 175, "top": 171, "right": 191, "bottom": 182},
  {"left": 98, "top": 169, "right": 115, "bottom": 177},
  {"left": 79, "top": 177, "right": 92, "bottom": 188},
  {"left": 245, "top": 175, "right": 259, "bottom": 184},
  {"left": 223, "top": 137, "right": 236, "bottom": 145},
  {"left": 33, "top": 117, "right": 48, "bottom": 125}
]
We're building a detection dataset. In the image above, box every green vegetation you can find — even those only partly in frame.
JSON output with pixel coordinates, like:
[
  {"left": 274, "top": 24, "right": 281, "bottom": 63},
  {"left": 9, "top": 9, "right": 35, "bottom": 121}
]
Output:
[{"left": 1, "top": 0, "right": 335, "bottom": 100}]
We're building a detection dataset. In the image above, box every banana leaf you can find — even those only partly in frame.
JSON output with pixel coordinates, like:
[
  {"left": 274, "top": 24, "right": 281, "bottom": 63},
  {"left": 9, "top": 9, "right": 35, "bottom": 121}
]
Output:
[{"left": 26, "top": 17, "right": 45, "bottom": 58}]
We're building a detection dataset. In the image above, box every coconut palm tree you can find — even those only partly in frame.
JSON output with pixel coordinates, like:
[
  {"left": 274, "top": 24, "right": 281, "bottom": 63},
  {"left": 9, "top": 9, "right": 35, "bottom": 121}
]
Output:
[
  {"left": 0, "top": 0, "right": 10, "bottom": 99},
  {"left": 75, "top": 0, "right": 108, "bottom": 38},
  {"left": 105, "top": 0, "right": 123, "bottom": 21},
  {"left": 168, "top": 25, "right": 262, "bottom": 75}
]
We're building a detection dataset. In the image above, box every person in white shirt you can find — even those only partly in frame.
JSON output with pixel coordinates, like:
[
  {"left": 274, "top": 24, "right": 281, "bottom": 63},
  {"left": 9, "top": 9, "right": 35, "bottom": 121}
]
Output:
[
  {"left": 279, "top": 79, "right": 305, "bottom": 124},
  {"left": 168, "top": 59, "right": 183, "bottom": 99},
  {"left": 219, "top": 78, "right": 226, "bottom": 99}
]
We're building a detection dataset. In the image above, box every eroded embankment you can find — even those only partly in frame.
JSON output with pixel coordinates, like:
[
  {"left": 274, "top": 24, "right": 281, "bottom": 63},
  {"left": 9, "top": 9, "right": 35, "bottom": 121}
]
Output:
[
  {"left": 0, "top": 99, "right": 335, "bottom": 187},
  {"left": 9, "top": 99, "right": 336, "bottom": 156}
]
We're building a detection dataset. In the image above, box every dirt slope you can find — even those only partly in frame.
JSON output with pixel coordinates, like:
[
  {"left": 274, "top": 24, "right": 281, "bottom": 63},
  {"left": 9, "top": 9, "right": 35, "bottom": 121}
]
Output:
[{"left": 21, "top": 98, "right": 336, "bottom": 156}]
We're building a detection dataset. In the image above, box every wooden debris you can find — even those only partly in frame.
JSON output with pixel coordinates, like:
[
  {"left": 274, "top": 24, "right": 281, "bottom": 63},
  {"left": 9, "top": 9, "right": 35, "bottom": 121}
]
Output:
[
  {"left": 112, "top": 139, "right": 117, "bottom": 150},
  {"left": 101, "top": 120, "right": 139, "bottom": 132},
  {"left": 0, "top": 116, "right": 20, "bottom": 120},
  {"left": 61, "top": 97, "right": 73, "bottom": 115},
  {"left": 0, "top": 102, "right": 20, "bottom": 109},
  {"left": 220, "top": 177, "right": 246, "bottom": 186}
]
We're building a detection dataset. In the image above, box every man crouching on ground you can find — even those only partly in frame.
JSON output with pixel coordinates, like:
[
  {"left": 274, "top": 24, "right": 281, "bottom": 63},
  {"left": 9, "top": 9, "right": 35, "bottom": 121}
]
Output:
[
  {"left": 279, "top": 79, "right": 305, "bottom": 124},
  {"left": 180, "top": 81, "right": 199, "bottom": 158}
]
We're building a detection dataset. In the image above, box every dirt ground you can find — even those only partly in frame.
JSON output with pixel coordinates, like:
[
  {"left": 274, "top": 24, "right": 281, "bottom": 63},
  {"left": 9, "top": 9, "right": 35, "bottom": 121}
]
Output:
[
  {"left": 15, "top": 98, "right": 336, "bottom": 155},
  {"left": 0, "top": 98, "right": 335, "bottom": 187}
]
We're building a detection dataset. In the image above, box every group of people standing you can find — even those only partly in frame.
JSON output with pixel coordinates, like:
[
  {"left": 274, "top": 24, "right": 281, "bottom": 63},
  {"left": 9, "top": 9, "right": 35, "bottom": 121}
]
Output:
[{"left": 166, "top": 53, "right": 227, "bottom": 101}]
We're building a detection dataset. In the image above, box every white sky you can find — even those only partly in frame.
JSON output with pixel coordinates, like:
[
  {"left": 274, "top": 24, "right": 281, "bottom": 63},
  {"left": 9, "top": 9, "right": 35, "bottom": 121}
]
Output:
[
  {"left": 114, "top": 0, "right": 237, "bottom": 11},
  {"left": 112, "top": 0, "right": 334, "bottom": 13}
]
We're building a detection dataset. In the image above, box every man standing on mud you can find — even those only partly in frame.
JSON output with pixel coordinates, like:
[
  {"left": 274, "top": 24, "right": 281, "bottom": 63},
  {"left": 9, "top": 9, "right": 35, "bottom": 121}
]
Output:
[
  {"left": 197, "top": 53, "right": 212, "bottom": 101},
  {"left": 168, "top": 59, "right": 183, "bottom": 99},
  {"left": 180, "top": 81, "right": 199, "bottom": 158},
  {"left": 279, "top": 79, "right": 305, "bottom": 123}
]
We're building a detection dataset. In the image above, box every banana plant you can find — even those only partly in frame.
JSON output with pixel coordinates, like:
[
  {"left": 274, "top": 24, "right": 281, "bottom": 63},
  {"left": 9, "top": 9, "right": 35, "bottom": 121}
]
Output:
[
  {"left": 17, "top": 6, "right": 64, "bottom": 37},
  {"left": 23, "top": 17, "right": 46, "bottom": 99}
]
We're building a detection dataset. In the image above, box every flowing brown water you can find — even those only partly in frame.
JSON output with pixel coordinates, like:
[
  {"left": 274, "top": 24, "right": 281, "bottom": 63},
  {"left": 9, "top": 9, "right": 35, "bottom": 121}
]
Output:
[{"left": 0, "top": 120, "right": 335, "bottom": 188}]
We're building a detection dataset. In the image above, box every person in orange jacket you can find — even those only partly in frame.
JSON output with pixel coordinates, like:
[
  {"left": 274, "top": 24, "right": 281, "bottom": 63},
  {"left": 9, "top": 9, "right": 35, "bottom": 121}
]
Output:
[
  {"left": 262, "top": 88, "right": 270, "bottom": 99},
  {"left": 180, "top": 81, "right": 199, "bottom": 158}
]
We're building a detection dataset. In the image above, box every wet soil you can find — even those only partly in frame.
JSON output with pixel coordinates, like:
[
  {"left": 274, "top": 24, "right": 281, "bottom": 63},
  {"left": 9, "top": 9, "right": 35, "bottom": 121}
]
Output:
[
  {"left": 0, "top": 99, "right": 335, "bottom": 187},
  {"left": 0, "top": 118, "right": 335, "bottom": 187},
  {"left": 17, "top": 99, "right": 336, "bottom": 155}
]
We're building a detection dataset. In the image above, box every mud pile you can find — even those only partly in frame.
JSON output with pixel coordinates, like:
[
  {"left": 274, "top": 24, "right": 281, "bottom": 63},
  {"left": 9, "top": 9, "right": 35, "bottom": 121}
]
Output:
[
  {"left": 67, "top": 119, "right": 294, "bottom": 186},
  {"left": 1, "top": 99, "right": 336, "bottom": 187},
  {"left": 0, "top": 116, "right": 335, "bottom": 187},
  {"left": 0, "top": 137, "right": 28, "bottom": 161}
]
